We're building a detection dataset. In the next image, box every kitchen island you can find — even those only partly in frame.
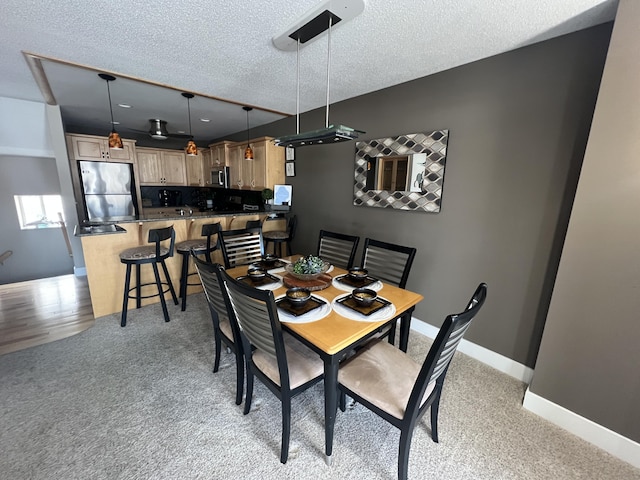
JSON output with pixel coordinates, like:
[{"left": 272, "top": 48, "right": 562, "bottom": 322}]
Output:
[{"left": 77, "top": 211, "right": 283, "bottom": 318}]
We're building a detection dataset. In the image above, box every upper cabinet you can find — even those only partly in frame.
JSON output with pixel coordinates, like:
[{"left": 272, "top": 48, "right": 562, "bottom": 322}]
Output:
[
  {"left": 67, "top": 133, "right": 136, "bottom": 163},
  {"left": 227, "top": 137, "right": 285, "bottom": 191},
  {"left": 186, "top": 150, "right": 204, "bottom": 186},
  {"left": 137, "top": 147, "right": 186, "bottom": 185}
]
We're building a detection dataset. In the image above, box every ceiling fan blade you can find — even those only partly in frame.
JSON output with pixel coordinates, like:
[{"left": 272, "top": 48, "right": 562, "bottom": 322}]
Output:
[{"left": 147, "top": 119, "right": 191, "bottom": 140}]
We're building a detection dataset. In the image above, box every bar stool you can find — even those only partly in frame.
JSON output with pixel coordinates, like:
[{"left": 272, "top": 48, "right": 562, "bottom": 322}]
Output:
[
  {"left": 175, "top": 222, "right": 221, "bottom": 311},
  {"left": 263, "top": 214, "right": 297, "bottom": 258},
  {"left": 119, "top": 225, "right": 178, "bottom": 327}
]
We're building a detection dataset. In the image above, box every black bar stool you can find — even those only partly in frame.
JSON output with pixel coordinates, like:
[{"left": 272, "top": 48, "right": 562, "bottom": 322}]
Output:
[
  {"left": 119, "top": 225, "right": 178, "bottom": 327},
  {"left": 263, "top": 214, "right": 297, "bottom": 257},
  {"left": 175, "top": 222, "right": 221, "bottom": 311}
]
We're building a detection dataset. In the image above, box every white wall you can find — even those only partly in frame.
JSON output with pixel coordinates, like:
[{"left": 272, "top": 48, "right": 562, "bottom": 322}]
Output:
[{"left": 0, "top": 97, "right": 54, "bottom": 157}]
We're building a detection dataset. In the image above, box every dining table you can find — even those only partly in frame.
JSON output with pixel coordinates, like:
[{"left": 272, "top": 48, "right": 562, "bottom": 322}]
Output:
[{"left": 227, "top": 255, "right": 424, "bottom": 464}]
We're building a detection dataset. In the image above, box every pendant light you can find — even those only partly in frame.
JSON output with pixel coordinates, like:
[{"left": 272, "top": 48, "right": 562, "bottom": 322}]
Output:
[
  {"left": 182, "top": 92, "right": 198, "bottom": 156},
  {"left": 272, "top": 0, "right": 365, "bottom": 148},
  {"left": 243, "top": 106, "right": 254, "bottom": 160},
  {"left": 98, "top": 73, "right": 123, "bottom": 149}
]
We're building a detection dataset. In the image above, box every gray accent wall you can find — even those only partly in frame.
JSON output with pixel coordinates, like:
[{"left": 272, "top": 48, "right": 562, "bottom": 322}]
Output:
[
  {"left": 531, "top": 0, "right": 640, "bottom": 443},
  {"left": 245, "top": 23, "right": 612, "bottom": 369}
]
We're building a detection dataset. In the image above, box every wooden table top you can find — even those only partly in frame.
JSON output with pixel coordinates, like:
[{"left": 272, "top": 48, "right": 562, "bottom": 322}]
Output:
[{"left": 228, "top": 259, "right": 423, "bottom": 355}]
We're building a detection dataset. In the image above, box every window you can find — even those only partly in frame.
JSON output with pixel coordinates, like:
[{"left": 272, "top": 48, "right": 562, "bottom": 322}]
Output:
[{"left": 14, "top": 195, "right": 65, "bottom": 230}]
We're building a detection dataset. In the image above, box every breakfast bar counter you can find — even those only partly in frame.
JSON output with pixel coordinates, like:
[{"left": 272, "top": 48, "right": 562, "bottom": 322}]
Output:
[{"left": 78, "top": 212, "right": 280, "bottom": 318}]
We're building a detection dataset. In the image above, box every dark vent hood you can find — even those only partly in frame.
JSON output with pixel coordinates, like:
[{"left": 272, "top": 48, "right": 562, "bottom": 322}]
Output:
[{"left": 274, "top": 124, "right": 364, "bottom": 148}]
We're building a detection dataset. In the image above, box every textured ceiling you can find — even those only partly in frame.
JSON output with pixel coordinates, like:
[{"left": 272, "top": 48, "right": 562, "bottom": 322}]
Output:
[{"left": 0, "top": 0, "right": 618, "bottom": 149}]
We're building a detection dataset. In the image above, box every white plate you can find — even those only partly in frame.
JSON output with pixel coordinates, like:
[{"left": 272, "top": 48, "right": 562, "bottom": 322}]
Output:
[
  {"left": 331, "top": 293, "right": 396, "bottom": 322},
  {"left": 331, "top": 275, "right": 382, "bottom": 293},
  {"left": 276, "top": 294, "right": 332, "bottom": 323}
]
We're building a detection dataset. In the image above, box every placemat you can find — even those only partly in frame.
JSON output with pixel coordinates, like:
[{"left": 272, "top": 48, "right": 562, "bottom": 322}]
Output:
[
  {"left": 331, "top": 293, "right": 397, "bottom": 322},
  {"left": 332, "top": 275, "right": 382, "bottom": 292}
]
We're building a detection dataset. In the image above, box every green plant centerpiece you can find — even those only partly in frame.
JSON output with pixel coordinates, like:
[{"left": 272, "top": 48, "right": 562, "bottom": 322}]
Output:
[{"left": 285, "top": 254, "right": 331, "bottom": 281}]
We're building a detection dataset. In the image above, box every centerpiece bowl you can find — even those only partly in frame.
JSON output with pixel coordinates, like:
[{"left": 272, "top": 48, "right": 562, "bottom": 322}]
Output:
[{"left": 285, "top": 255, "right": 330, "bottom": 281}]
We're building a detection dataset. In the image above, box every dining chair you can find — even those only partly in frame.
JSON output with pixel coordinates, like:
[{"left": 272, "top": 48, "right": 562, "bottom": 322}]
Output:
[
  {"left": 218, "top": 226, "right": 263, "bottom": 268},
  {"left": 263, "top": 214, "right": 297, "bottom": 257},
  {"left": 317, "top": 229, "right": 360, "bottom": 269},
  {"left": 360, "top": 238, "right": 417, "bottom": 345},
  {"left": 192, "top": 256, "right": 244, "bottom": 405},
  {"left": 337, "top": 283, "right": 487, "bottom": 480},
  {"left": 219, "top": 268, "right": 325, "bottom": 464}
]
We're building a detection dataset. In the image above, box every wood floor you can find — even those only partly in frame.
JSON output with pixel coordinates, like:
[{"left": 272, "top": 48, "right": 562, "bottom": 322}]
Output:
[{"left": 0, "top": 274, "right": 95, "bottom": 356}]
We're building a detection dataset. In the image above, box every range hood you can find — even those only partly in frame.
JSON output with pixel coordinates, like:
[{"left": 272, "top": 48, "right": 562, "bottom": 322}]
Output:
[{"left": 273, "top": 0, "right": 365, "bottom": 148}]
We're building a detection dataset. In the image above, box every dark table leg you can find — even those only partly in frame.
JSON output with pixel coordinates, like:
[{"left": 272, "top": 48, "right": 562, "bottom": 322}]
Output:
[
  {"left": 323, "top": 356, "right": 339, "bottom": 465},
  {"left": 398, "top": 306, "right": 415, "bottom": 352}
]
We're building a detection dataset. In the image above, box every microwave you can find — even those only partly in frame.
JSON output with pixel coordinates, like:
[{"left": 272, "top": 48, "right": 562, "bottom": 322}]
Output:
[{"left": 211, "top": 166, "right": 230, "bottom": 188}]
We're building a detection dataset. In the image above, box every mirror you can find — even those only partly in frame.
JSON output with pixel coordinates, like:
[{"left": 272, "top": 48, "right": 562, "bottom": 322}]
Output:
[{"left": 353, "top": 130, "right": 449, "bottom": 213}]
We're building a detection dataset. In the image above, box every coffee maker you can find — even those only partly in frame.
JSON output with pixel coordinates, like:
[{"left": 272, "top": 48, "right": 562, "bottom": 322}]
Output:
[{"left": 159, "top": 189, "right": 181, "bottom": 207}]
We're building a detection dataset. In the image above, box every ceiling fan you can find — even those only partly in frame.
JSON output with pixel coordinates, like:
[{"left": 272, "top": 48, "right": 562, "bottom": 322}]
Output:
[{"left": 122, "top": 119, "right": 191, "bottom": 140}]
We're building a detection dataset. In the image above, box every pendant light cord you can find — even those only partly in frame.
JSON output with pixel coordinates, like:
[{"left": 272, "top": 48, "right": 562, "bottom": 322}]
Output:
[
  {"left": 296, "top": 38, "right": 300, "bottom": 135},
  {"left": 325, "top": 15, "right": 332, "bottom": 129},
  {"left": 187, "top": 97, "right": 193, "bottom": 138},
  {"left": 106, "top": 79, "right": 115, "bottom": 128}
]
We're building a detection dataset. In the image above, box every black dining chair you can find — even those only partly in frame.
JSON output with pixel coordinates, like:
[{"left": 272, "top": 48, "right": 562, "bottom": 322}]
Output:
[
  {"left": 337, "top": 283, "right": 488, "bottom": 480},
  {"left": 360, "top": 238, "right": 417, "bottom": 346},
  {"left": 219, "top": 268, "right": 325, "bottom": 464},
  {"left": 218, "top": 226, "right": 264, "bottom": 268},
  {"left": 192, "top": 257, "right": 244, "bottom": 405},
  {"left": 317, "top": 230, "right": 360, "bottom": 269}
]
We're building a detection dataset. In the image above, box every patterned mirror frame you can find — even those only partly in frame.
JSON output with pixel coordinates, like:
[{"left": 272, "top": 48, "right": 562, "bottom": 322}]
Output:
[{"left": 353, "top": 130, "right": 449, "bottom": 213}]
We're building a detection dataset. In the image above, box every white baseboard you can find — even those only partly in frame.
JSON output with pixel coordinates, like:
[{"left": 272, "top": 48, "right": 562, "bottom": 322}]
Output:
[
  {"left": 410, "top": 318, "right": 534, "bottom": 384},
  {"left": 74, "top": 266, "right": 87, "bottom": 277},
  {"left": 523, "top": 388, "right": 640, "bottom": 469}
]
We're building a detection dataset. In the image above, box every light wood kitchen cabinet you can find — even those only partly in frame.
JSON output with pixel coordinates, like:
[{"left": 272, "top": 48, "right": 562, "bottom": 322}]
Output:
[
  {"left": 210, "top": 141, "right": 233, "bottom": 167},
  {"left": 227, "top": 136, "right": 285, "bottom": 191},
  {"left": 185, "top": 150, "right": 204, "bottom": 186},
  {"left": 66, "top": 133, "right": 136, "bottom": 163},
  {"left": 136, "top": 147, "right": 186, "bottom": 185}
]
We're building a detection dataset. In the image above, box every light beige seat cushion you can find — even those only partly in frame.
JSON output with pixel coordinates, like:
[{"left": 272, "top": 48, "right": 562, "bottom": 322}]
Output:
[
  {"left": 176, "top": 239, "right": 208, "bottom": 253},
  {"left": 119, "top": 246, "right": 169, "bottom": 261},
  {"left": 252, "top": 332, "right": 324, "bottom": 389},
  {"left": 219, "top": 317, "right": 233, "bottom": 340},
  {"left": 338, "top": 340, "right": 435, "bottom": 420}
]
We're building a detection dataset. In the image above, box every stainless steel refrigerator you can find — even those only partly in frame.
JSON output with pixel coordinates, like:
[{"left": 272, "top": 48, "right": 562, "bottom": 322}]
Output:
[{"left": 78, "top": 161, "right": 138, "bottom": 222}]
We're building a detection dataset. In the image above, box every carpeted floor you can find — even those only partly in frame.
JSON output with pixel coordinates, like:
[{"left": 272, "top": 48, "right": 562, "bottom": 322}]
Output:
[{"left": 1, "top": 293, "right": 638, "bottom": 480}]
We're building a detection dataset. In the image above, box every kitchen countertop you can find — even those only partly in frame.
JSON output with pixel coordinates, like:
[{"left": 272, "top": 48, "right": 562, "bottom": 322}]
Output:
[{"left": 74, "top": 210, "right": 264, "bottom": 236}]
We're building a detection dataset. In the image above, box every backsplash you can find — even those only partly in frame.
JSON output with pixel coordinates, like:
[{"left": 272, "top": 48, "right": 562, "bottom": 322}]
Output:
[{"left": 140, "top": 186, "right": 262, "bottom": 210}]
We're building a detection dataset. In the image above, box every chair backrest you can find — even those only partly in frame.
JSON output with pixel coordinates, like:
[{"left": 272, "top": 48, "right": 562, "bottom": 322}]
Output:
[
  {"left": 317, "top": 230, "right": 360, "bottom": 269},
  {"left": 360, "top": 238, "right": 416, "bottom": 288},
  {"left": 219, "top": 269, "right": 291, "bottom": 388},
  {"left": 192, "top": 256, "right": 235, "bottom": 334},
  {"left": 148, "top": 225, "right": 175, "bottom": 259},
  {"left": 406, "top": 283, "right": 487, "bottom": 417},
  {"left": 219, "top": 226, "right": 263, "bottom": 268},
  {"left": 201, "top": 222, "right": 222, "bottom": 262},
  {"left": 287, "top": 215, "right": 298, "bottom": 241}
]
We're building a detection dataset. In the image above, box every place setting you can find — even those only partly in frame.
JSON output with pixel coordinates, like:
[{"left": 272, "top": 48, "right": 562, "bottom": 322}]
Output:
[
  {"left": 332, "top": 266, "right": 383, "bottom": 292},
  {"left": 235, "top": 264, "right": 282, "bottom": 291},
  {"left": 251, "top": 253, "right": 290, "bottom": 271},
  {"left": 332, "top": 287, "right": 396, "bottom": 322},
  {"left": 276, "top": 287, "right": 332, "bottom": 323}
]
